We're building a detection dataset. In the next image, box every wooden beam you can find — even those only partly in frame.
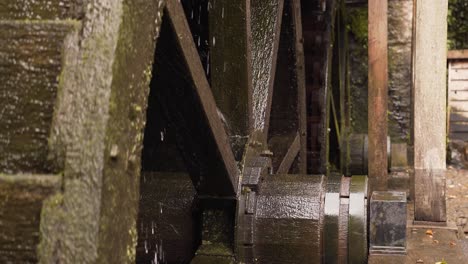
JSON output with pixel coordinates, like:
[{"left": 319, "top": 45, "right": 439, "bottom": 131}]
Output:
[
  {"left": 250, "top": 0, "right": 285, "bottom": 139},
  {"left": 413, "top": 0, "right": 448, "bottom": 222},
  {"left": 166, "top": 1, "right": 238, "bottom": 195},
  {"left": 447, "top": 49, "right": 468, "bottom": 60},
  {"left": 209, "top": 0, "right": 253, "bottom": 156},
  {"left": 368, "top": 0, "right": 388, "bottom": 196},
  {"left": 277, "top": 132, "right": 301, "bottom": 174},
  {"left": 292, "top": 0, "right": 308, "bottom": 174}
]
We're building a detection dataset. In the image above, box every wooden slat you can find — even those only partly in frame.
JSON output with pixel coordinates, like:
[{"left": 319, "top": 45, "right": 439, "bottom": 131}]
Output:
[
  {"left": 0, "top": 0, "right": 83, "bottom": 20},
  {"left": 448, "top": 79, "right": 468, "bottom": 91},
  {"left": 166, "top": 1, "right": 238, "bottom": 195},
  {"left": 449, "top": 132, "right": 468, "bottom": 140},
  {"left": 449, "top": 122, "right": 468, "bottom": 132},
  {"left": 448, "top": 67, "right": 468, "bottom": 80},
  {"left": 277, "top": 133, "right": 301, "bottom": 174},
  {"left": 449, "top": 112, "right": 468, "bottom": 122},
  {"left": 449, "top": 90, "right": 468, "bottom": 101},
  {"left": 450, "top": 101, "right": 468, "bottom": 112},
  {"left": 447, "top": 49, "right": 468, "bottom": 60},
  {"left": 449, "top": 60, "right": 468, "bottom": 69}
]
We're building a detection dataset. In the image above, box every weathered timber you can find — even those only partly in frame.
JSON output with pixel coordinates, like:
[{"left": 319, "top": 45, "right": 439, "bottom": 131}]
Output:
[
  {"left": 0, "top": 174, "right": 60, "bottom": 263},
  {"left": 166, "top": 1, "right": 239, "bottom": 196},
  {"left": 0, "top": 0, "right": 83, "bottom": 20},
  {"left": 448, "top": 49, "right": 468, "bottom": 60},
  {"left": 251, "top": 0, "right": 285, "bottom": 139},
  {"left": 368, "top": 0, "right": 389, "bottom": 196},
  {"left": 0, "top": 21, "right": 77, "bottom": 174},
  {"left": 38, "top": 1, "right": 166, "bottom": 263},
  {"left": 276, "top": 133, "right": 301, "bottom": 174},
  {"left": 136, "top": 172, "right": 197, "bottom": 264},
  {"left": 413, "top": 0, "right": 448, "bottom": 222},
  {"left": 209, "top": 0, "right": 252, "bottom": 159},
  {"left": 268, "top": 1, "right": 303, "bottom": 174},
  {"left": 291, "top": 0, "right": 308, "bottom": 174}
]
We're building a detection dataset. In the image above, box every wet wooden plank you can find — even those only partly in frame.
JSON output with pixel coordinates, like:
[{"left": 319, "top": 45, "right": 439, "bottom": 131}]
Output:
[
  {"left": 166, "top": 1, "right": 238, "bottom": 195},
  {"left": 0, "top": 0, "right": 83, "bottom": 20},
  {"left": 250, "top": 0, "right": 285, "bottom": 138},
  {"left": 0, "top": 174, "right": 60, "bottom": 263},
  {"left": 209, "top": 0, "right": 252, "bottom": 158},
  {"left": 0, "top": 21, "right": 77, "bottom": 174}
]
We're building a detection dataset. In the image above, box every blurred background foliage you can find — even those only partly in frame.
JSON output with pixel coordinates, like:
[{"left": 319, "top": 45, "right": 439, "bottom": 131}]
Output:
[{"left": 448, "top": 0, "right": 468, "bottom": 49}]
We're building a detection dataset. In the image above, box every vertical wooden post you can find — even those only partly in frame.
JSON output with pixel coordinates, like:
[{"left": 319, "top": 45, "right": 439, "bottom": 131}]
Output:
[
  {"left": 368, "top": 0, "right": 388, "bottom": 197},
  {"left": 413, "top": 0, "right": 448, "bottom": 222}
]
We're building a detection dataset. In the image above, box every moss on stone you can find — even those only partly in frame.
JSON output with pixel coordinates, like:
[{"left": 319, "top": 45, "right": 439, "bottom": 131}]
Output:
[{"left": 346, "top": 8, "right": 368, "bottom": 47}]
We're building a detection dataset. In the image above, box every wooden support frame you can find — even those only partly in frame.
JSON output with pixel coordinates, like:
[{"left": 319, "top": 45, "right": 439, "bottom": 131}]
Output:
[
  {"left": 368, "top": 0, "right": 389, "bottom": 196},
  {"left": 412, "top": 0, "right": 448, "bottom": 222},
  {"left": 250, "top": 0, "right": 285, "bottom": 139},
  {"left": 166, "top": 1, "right": 239, "bottom": 196}
]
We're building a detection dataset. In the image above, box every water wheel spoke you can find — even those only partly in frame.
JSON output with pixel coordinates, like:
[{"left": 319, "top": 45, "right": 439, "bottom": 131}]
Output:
[{"left": 166, "top": 1, "right": 238, "bottom": 195}]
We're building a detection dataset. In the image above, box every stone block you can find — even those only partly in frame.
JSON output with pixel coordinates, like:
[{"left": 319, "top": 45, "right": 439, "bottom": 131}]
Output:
[{"left": 370, "top": 191, "right": 407, "bottom": 255}]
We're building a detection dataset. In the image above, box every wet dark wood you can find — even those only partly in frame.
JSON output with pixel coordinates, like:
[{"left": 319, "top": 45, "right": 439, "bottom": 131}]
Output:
[
  {"left": 250, "top": 0, "right": 285, "bottom": 139},
  {"left": 268, "top": 1, "right": 304, "bottom": 174},
  {"left": 0, "top": 0, "right": 83, "bottom": 20},
  {"left": 276, "top": 133, "right": 301, "bottom": 174},
  {"left": 291, "top": 0, "right": 308, "bottom": 174},
  {"left": 368, "top": 0, "right": 389, "bottom": 196},
  {"left": 0, "top": 174, "right": 60, "bottom": 263},
  {"left": 166, "top": 1, "right": 238, "bottom": 196},
  {"left": 136, "top": 172, "right": 197, "bottom": 264},
  {"left": 0, "top": 21, "right": 75, "bottom": 174},
  {"left": 209, "top": 0, "right": 252, "bottom": 159}
]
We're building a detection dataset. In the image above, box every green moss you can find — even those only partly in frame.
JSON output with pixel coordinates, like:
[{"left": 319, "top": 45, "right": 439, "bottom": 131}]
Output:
[{"left": 346, "top": 8, "right": 368, "bottom": 47}]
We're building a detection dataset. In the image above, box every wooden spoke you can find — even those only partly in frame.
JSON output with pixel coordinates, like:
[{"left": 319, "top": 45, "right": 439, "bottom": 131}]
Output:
[
  {"left": 165, "top": 1, "right": 238, "bottom": 196},
  {"left": 250, "top": 0, "right": 285, "bottom": 140},
  {"left": 291, "top": 0, "right": 308, "bottom": 174},
  {"left": 276, "top": 132, "right": 301, "bottom": 174}
]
